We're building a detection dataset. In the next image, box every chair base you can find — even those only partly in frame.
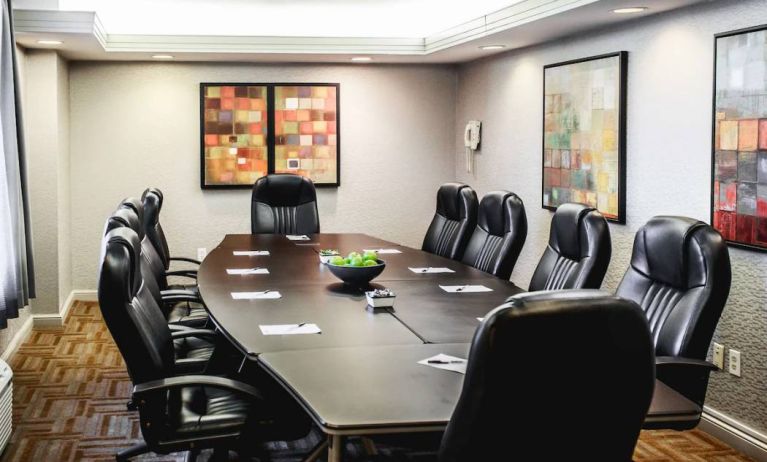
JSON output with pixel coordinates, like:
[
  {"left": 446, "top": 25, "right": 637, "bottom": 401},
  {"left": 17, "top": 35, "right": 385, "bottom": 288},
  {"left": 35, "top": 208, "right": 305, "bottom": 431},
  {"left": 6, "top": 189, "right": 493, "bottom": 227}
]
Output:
[{"left": 116, "top": 442, "right": 148, "bottom": 461}]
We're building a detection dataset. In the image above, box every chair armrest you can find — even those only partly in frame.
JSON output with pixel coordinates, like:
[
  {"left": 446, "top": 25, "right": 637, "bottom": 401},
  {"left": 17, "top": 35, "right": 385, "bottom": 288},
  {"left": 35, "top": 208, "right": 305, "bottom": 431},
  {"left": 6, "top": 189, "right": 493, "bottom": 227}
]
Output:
[
  {"left": 171, "top": 328, "right": 217, "bottom": 340},
  {"left": 170, "top": 256, "right": 202, "bottom": 265},
  {"left": 133, "top": 375, "right": 263, "bottom": 401},
  {"left": 168, "top": 324, "right": 194, "bottom": 332},
  {"left": 161, "top": 289, "right": 201, "bottom": 304},
  {"left": 656, "top": 356, "right": 718, "bottom": 371},
  {"left": 165, "top": 270, "right": 198, "bottom": 279}
]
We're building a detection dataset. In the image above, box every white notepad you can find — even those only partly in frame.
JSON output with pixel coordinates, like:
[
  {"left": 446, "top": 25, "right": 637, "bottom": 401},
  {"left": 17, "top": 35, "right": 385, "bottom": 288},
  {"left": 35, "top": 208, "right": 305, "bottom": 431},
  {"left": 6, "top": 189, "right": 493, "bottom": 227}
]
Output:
[
  {"left": 233, "top": 250, "right": 270, "bottom": 256},
  {"left": 286, "top": 235, "right": 311, "bottom": 241},
  {"left": 363, "top": 248, "right": 402, "bottom": 254},
  {"left": 226, "top": 268, "right": 269, "bottom": 275},
  {"left": 231, "top": 291, "right": 282, "bottom": 300},
  {"left": 259, "top": 323, "right": 321, "bottom": 335},
  {"left": 409, "top": 267, "right": 455, "bottom": 274},
  {"left": 418, "top": 354, "right": 467, "bottom": 374},
  {"left": 439, "top": 285, "right": 493, "bottom": 293}
]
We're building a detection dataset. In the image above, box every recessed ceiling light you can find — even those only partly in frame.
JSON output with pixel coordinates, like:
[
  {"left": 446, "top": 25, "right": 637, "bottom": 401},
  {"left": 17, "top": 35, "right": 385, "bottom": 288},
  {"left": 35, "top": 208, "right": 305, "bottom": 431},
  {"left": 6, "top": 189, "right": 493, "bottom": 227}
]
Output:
[
  {"left": 36, "top": 40, "right": 63, "bottom": 45},
  {"left": 612, "top": 7, "right": 648, "bottom": 14},
  {"left": 351, "top": 56, "right": 372, "bottom": 62},
  {"left": 480, "top": 45, "right": 505, "bottom": 50}
]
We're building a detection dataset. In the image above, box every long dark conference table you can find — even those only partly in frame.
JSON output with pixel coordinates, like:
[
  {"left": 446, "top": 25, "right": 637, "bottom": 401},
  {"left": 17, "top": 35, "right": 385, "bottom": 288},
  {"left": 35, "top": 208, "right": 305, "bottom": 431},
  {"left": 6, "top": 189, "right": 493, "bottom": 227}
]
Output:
[{"left": 198, "top": 233, "right": 700, "bottom": 462}]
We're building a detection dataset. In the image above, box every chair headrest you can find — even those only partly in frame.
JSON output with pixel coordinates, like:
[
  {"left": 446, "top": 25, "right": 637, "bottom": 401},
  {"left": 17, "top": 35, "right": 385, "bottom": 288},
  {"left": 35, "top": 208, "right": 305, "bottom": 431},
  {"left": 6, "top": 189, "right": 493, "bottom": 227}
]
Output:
[
  {"left": 549, "top": 203, "right": 599, "bottom": 259},
  {"left": 629, "top": 216, "right": 709, "bottom": 288},
  {"left": 251, "top": 174, "right": 317, "bottom": 207},
  {"left": 141, "top": 190, "right": 161, "bottom": 226},
  {"left": 141, "top": 188, "right": 163, "bottom": 211},
  {"left": 436, "top": 183, "right": 474, "bottom": 221},
  {"left": 478, "top": 191, "right": 523, "bottom": 236},
  {"left": 100, "top": 227, "right": 143, "bottom": 300},
  {"left": 104, "top": 206, "right": 142, "bottom": 239},
  {"left": 120, "top": 197, "right": 144, "bottom": 227}
]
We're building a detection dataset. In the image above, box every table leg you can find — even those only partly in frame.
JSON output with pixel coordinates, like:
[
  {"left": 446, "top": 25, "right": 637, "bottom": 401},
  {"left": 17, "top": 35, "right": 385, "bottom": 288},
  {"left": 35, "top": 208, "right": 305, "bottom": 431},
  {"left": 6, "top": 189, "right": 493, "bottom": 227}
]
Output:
[{"left": 328, "top": 434, "right": 345, "bottom": 462}]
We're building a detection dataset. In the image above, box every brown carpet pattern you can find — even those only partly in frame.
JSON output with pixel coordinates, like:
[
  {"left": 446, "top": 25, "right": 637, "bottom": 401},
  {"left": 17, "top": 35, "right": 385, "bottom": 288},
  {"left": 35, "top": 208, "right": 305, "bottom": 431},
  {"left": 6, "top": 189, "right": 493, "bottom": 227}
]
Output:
[{"left": 0, "top": 301, "right": 755, "bottom": 461}]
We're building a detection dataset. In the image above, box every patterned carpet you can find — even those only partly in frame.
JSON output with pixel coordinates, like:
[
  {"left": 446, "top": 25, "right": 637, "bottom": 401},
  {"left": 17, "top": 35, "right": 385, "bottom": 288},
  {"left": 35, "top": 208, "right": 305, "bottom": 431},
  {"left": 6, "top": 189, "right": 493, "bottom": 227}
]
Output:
[{"left": 0, "top": 301, "right": 755, "bottom": 462}]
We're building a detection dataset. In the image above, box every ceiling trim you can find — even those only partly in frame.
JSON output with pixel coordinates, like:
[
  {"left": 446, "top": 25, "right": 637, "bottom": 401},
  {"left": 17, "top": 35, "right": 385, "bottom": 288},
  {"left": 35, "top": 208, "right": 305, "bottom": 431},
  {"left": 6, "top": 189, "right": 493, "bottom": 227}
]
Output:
[{"left": 13, "top": 0, "right": 602, "bottom": 56}]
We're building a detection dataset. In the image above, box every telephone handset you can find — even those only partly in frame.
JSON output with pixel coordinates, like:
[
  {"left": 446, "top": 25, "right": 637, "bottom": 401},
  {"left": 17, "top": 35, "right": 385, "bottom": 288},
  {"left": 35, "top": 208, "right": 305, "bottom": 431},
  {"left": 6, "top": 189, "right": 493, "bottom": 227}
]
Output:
[{"left": 464, "top": 120, "right": 481, "bottom": 173}]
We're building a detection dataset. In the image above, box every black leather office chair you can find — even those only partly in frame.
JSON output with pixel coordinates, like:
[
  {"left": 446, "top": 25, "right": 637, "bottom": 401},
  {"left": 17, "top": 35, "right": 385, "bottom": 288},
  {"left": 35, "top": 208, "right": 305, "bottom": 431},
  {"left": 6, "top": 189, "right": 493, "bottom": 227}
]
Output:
[
  {"left": 439, "top": 291, "right": 655, "bottom": 462},
  {"left": 616, "top": 216, "right": 731, "bottom": 430},
  {"left": 529, "top": 203, "right": 611, "bottom": 291},
  {"left": 251, "top": 174, "right": 320, "bottom": 234},
  {"left": 422, "top": 183, "right": 478, "bottom": 260},
  {"left": 99, "top": 227, "right": 309, "bottom": 460},
  {"left": 461, "top": 191, "right": 527, "bottom": 280}
]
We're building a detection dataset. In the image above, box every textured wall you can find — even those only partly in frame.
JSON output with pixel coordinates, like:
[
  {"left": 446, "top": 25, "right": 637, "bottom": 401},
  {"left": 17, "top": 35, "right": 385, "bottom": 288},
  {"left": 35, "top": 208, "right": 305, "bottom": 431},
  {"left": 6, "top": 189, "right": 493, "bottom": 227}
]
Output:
[
  {"left": 69, "top": 62, "right": 457, "bottom": 289},
  {"left": 454, "top": 0, "right": 767, "bottom": 433},
  {"left": 56, "top": 53, "right": 71, "bottom": 306}
]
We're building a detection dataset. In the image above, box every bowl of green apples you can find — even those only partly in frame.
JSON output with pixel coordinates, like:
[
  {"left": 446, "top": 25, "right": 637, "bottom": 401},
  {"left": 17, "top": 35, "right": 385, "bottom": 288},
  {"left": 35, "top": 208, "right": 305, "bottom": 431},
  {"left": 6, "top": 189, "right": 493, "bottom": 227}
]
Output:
[{"left": 327, "top": 250, "right": 385, "bottom": 286}]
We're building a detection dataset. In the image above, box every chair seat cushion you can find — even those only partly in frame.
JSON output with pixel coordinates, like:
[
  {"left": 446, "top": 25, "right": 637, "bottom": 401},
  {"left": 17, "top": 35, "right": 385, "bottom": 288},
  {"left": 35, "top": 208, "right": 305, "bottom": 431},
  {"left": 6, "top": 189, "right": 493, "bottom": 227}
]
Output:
[
  {"left": 174, "top": 336, "right": 215, "bottom": 361},
  {"left": 171, "top": 386, "right": 252, "bottom": 438},
  {"left": 168, "top": 302, "right": 209, "bottom": 327}
]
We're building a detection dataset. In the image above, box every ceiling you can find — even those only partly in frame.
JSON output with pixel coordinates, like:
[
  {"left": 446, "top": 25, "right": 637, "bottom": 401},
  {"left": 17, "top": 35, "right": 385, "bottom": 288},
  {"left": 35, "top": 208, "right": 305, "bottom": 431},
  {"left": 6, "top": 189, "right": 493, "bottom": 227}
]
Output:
[{"left": 13, "top": 0, "right": 713, "bottom": 64}]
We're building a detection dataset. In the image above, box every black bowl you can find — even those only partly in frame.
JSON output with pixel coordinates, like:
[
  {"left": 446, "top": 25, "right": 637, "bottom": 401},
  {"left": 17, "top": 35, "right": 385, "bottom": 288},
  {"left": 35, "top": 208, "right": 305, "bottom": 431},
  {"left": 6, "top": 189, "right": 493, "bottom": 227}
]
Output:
[{"left": 327, "top": 259, "right": 386, "bottom": 286}]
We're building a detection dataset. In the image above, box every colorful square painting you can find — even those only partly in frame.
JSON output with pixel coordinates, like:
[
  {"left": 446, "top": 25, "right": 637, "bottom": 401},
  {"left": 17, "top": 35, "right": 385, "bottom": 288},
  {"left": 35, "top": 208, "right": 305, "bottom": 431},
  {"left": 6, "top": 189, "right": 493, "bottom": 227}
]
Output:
[
  {"left": 202, "top": 84, "right": 269, "bottom": 187},
  {"left": 274, "top": 85, "right": 339, "bottom": 185},
  {"left": 542, "top": 52, "right": 627, "bottom": 223},
  {"left": 200, "top": 83, "right": 340, "bottom": 188},
  {"left": 712, "top": 25, "right": 767, "bottom": 250}
]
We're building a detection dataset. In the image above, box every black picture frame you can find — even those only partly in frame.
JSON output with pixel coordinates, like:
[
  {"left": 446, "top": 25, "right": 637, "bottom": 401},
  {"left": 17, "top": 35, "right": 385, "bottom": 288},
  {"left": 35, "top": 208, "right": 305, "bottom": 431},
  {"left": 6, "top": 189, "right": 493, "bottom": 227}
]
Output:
[
  {"left": 711, "top": 24, "right": 767, "bottom": 252},
  {"left": 200, "top": 82, "right": 341, "bottom": 189},
  {"left": 541, "top": 51, "right": 628, "bottom": 224}
]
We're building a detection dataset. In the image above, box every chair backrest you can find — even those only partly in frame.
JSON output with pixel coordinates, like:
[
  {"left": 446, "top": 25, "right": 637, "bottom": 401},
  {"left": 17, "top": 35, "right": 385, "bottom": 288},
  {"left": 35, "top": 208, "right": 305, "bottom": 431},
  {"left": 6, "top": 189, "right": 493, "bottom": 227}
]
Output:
[
  {"left": 422, "top": 183, "right": 478, "bottom": 260},
  {"left": 616, "top": 216, "right": 731, "bottom": 359},
  {"left": 251, "top": 174, "right": 320, "bottom": 234},
  {"left": 119, "top": 197, "right": 169, "bottom": 290},
  {"left": 529, "top": 203, "right": 611, "bottom": 291},
  {"left": 461, "top": 191, "right": 527, "bottom": 279},
  {"left": 439, "top": 291, "right": 655, "bottom": 462},
  {"left": 98, "top": 227, "right": 176, "bottom": 385},
  {"left": 141, "top": 187, "right": 171, "bottom": 270}
]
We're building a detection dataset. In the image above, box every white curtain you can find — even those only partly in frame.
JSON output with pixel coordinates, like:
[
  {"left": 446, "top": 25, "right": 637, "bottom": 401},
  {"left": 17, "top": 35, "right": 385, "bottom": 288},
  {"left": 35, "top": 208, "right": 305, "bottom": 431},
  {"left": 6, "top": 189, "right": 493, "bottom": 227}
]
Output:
[{"left": 0, "top": 0, "right": 34, "bottom": 328}]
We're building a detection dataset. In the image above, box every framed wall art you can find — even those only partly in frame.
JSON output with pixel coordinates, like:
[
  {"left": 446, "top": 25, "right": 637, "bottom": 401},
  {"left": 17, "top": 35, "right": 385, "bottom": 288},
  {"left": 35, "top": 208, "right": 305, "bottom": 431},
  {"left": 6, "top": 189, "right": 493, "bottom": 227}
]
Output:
[
  {"left": 542, "top": 51, "right": 628, "bottom": 223},
  {"left": 712, "top": 25, "right": 767, "bottom": 251},
  {"left": 200, "top": 82, "right": 340, "bottom": 188}
]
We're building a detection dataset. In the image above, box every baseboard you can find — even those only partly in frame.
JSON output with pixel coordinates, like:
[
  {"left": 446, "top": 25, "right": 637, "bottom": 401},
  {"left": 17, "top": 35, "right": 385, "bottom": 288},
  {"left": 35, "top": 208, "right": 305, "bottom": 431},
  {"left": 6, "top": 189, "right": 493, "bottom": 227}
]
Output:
[
  {"left": 32, "top": 289, "right": 96, "bottom": 328},
  {"left": 0, "top": 315, "right": 33, "bottom": 362},
  {"left": 701, "top": 406, "right": 767, "bottom": 462}
]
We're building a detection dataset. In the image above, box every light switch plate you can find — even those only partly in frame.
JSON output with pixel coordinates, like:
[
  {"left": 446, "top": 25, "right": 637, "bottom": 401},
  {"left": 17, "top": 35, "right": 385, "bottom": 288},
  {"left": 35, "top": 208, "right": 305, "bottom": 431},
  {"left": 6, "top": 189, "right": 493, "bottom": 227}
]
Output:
[
  {"left": 713, "top": 343, "right": 724, "bottom": 370},
  {"left": 728, "top": 349, "right": 741, "bottom": 377}
]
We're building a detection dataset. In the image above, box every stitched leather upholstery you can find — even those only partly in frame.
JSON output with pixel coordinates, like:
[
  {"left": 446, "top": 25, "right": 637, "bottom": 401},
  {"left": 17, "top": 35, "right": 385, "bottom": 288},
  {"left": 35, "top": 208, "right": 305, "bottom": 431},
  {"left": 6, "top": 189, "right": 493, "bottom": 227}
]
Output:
[
  {"left": 529, "top": 203, "right": 611, "bottom": 291},
  {"left": 616, "top": 217, "right": 731, "bottom": 360},
  {"left": 251, "top": 174, "right": 320, "bottom": 234},
  {"left": 439, "top": 291, "right": 654, "bottom": 462},
  {"left": 461, "top": 191, "right": 527, "bottom": 279},
  {"left": 422, "top": 183, "right": 478, "bottom": 260}
]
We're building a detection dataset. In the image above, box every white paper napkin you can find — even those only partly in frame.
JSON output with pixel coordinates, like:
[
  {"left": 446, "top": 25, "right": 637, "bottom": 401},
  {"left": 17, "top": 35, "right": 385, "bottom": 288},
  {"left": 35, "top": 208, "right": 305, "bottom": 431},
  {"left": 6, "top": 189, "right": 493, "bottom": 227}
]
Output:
[
  {"left": 439, "top": 285, "right": 493, "bottom": 293},
  {"left": 233, "top": 250, "right": 270, "bottom": 256},
  {"left": 226, "top": 268, "right": 269, "bottom": 275},
  {"left": 363, "top": 248, "right": 402, "bottom": 254},
  {"left": 259, "top": 323, "right": 321, "bottom": 335},
  {"left": 286, "top": 235, "right": 311, "bottom": 241},
  {"left": 418, "top": 354, "right": 467, "bottom": 374},
  {"left": 231, "top": 291, "right": 282, "bottom": 300},
  {"left": 409, "top": 267, "right": 455, "bottom": 273}
]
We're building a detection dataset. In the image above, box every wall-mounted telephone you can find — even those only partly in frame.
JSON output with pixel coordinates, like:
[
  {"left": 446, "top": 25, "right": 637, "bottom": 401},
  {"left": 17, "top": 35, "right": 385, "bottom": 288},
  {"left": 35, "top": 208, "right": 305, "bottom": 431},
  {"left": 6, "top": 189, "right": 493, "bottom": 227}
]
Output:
[{"left": 464, "top": 120, "right": 481, "bottom": 173}]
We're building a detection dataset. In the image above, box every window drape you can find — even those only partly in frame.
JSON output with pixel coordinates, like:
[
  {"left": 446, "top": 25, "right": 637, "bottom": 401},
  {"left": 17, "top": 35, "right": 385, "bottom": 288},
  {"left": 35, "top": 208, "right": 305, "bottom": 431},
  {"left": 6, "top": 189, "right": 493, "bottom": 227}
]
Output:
[{"left": 0, "top": 0, "right": 34, "bottom": 329}]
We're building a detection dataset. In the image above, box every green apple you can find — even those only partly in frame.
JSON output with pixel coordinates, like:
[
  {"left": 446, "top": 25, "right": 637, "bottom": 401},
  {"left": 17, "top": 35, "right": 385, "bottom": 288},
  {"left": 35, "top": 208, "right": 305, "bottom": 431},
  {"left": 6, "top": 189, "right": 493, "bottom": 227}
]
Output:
[
  {"left": 351, "top": 256, "right": 364, "bottom": 267},
  {"left": 348, "top": 252, "right": 361, "bottom": 260},
  {"left": 329, "top": 256, "right": 345, "bottom": 266},
  {"left": 363, "top": 259, "right": 378, "bottom": 267},
  {"left": 363, "top": 250, "right": 378, "bottom": 261},
  {"left": 344, "top": 257, "right": 352, "bottom": 265}
]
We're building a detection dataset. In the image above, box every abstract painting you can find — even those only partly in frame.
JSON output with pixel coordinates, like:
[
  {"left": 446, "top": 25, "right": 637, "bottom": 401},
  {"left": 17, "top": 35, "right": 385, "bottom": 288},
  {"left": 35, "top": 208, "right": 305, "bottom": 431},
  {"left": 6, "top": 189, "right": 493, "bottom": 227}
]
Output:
[
  {"left": 712, "top": 25, "right": 767, "bottom": 251},
  {"left": 542, "top": 52, "right": 627, "bottom": 223},
  {"left": 274, "top": 84, "right": 339, "bottom": 185},
  {"left": 200, "top": 83, "right": 340, "bottom": 188},
  {"left": 201, "top": 84, "right": 269, "bottom": 187}
]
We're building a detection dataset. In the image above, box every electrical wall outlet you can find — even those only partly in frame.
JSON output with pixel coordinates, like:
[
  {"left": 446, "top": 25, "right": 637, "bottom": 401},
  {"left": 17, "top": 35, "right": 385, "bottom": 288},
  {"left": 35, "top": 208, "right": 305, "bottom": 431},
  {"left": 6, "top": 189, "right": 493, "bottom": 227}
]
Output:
[
  {"left": 713, "top": 343, "right": 725, "bottom": 370},
  {"left": 197, "top": 247, "right": 207, "bottom": 261},
  {"left": 728, "top": 349, "right": 741, "bottom": 377}
]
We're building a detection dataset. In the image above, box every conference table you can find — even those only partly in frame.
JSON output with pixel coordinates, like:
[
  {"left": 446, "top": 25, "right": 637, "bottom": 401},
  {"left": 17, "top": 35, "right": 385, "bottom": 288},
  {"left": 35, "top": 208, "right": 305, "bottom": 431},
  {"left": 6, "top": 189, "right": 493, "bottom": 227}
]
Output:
[{"left": 197, "top": 233, "right": 701, "bottom": 462}]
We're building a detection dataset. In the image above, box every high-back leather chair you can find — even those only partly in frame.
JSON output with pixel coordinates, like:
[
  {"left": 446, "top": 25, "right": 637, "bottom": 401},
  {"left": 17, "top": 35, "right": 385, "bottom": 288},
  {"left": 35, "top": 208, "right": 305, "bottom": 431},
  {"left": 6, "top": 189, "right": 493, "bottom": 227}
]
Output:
[
  {"left": 439, "top": 291, "right": 655, "bottom": 462},
  {"left": 142, "top": 188, "right": 202, "bottom": 272},
  {"left": 98, "top": 227, "right": 290, "bottom": 460},
  {"left": 251, "top": 174, "right": 320, "bottom": 234},
  {"left": 422, "top": 183, "right": 478, "bottom": 260},
  {"left": 529, "top": 203, "right": 611, "bottom": 291},
  {"left": 617, "top": 216, "right": 731, "bottom": 427},
  {"left": 461, "top": 191, "right": 527, "bottom": 279}
]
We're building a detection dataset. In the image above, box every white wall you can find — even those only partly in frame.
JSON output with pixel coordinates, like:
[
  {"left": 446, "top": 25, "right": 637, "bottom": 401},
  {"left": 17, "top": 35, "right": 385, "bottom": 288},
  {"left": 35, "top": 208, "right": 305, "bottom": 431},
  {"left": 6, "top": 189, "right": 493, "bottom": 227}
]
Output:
[
  {"left": 454, "top": 0, "right": 767, "bottom": 433},
  {"left": 69, "top": 62, "right": 457, "bottom": 289}
]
